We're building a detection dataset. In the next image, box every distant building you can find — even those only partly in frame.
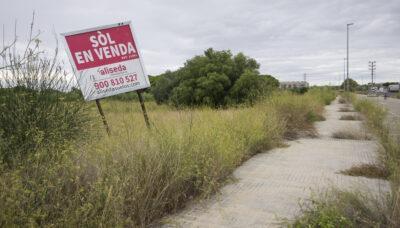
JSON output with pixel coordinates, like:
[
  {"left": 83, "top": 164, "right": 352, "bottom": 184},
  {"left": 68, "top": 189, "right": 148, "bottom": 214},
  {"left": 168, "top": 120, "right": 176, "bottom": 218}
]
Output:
[{"left": 279, "top": 81, "right": 309, "bottom": 89}]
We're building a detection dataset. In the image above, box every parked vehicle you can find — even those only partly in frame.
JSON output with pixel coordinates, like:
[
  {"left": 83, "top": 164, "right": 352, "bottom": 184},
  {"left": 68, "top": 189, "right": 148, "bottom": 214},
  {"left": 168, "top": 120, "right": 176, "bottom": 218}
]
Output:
[{"left": 388, "top": 84, "right": 400, "bottom": 92}]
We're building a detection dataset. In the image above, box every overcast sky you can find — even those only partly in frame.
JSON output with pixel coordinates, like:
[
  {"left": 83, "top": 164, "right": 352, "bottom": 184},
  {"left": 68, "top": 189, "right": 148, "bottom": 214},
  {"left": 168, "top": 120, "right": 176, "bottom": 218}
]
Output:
[{"left": 1, "top": 0, "right": 399, "bottom": 85}]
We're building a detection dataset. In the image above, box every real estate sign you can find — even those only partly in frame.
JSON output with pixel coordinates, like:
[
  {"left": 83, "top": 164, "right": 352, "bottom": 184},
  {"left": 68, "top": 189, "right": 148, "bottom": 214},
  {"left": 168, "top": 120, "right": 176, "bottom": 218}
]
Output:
[{"left": 61, "top": 22, "right": 150, "bottom": 101}]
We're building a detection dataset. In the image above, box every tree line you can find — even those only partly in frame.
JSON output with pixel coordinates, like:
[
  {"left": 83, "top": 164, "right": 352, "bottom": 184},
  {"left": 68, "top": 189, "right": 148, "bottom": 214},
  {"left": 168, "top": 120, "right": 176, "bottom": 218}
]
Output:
[{"left": 150, "top": 48, "right": 279, "bottom": 107}]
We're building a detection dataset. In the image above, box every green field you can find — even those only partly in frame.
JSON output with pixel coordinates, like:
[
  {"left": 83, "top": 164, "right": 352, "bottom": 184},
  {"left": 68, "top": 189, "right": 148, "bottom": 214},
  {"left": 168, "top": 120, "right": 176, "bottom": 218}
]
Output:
[{"left": 0, "top": 89, "right": 335, "bottom": 227}]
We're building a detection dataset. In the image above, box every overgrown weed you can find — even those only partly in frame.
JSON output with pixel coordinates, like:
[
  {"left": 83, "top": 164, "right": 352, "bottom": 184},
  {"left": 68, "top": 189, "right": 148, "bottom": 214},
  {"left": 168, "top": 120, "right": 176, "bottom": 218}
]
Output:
[
  {"left": 332, "top": 130, "right": 372, "bottom": 140},
  {"left": 292, "top": 95, "right": 400, "bottom": 227},
  {"left": 291, "top": 189, "right": 392, "bottom": 227},
  {"left": 0, "top": 89, "right": 335, "bottom": 226},
  {"left": 340, "top": 164, "right": 390, "bottom": 180},
  {"left": 339, "top": 114, "right": 362, "bottom": 121}
]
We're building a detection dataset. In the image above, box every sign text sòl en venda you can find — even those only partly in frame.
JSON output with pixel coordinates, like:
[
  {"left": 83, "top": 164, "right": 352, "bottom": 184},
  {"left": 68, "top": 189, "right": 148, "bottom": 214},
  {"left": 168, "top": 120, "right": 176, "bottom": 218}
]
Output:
[{"left": 61, "top": 22, "right": 150, "bottom": 101}]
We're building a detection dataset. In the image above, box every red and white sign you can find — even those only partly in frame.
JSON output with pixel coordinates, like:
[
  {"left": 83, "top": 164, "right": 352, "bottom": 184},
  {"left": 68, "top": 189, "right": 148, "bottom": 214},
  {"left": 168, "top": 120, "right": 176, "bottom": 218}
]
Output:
[{"left": 61, "top": 22, "right": 150, "bottom": 101}]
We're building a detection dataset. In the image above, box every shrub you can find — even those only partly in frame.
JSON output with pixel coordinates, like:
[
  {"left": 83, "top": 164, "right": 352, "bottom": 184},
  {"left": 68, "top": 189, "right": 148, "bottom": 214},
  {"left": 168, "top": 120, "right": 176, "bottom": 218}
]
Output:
[
  {"left": 151, "top": 48, "right": 279, "bottom": 107},
  {"left": 0, "top": 40, "right": 89, "bottom": 166}
]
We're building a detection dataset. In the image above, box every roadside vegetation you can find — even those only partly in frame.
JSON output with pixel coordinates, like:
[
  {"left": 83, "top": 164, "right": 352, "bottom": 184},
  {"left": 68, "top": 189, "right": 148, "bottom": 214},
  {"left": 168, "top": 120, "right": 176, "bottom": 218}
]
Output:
[
  {"left": 340, "top": 164, "right": 390, "bottom": 180},
  {"left": 292, "top": 93, "right": 400, "bottom": 227},
  {"left": 149, "top": 48, "right": 279, "bottom": 107},
  {"left": 0, "top": 87, "right": 335, "bottom": 226},
  {"left": 338, "top": 107, "right": 354, "bottom": 112},
  {"left": 0, "top": 23, "right": 336, "bottom": 227},
  {"left": 332, "top": 130, "right": 372, "bottom": 140},
  {"left": 291, "top": 189, "right": 391, "bottom": 228},
  {"left": 339, "top": 114, "right": 362, "bottom": 121},
  {"left": 338, "top": 97, "right": 347, "bottom": 104}
]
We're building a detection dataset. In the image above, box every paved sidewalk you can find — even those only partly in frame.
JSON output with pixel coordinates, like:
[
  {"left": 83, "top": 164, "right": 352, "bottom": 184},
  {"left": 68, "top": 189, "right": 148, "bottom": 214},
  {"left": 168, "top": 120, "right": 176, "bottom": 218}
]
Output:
[{"left": 163, "top": 98, "right": 389, "bottom": 227}]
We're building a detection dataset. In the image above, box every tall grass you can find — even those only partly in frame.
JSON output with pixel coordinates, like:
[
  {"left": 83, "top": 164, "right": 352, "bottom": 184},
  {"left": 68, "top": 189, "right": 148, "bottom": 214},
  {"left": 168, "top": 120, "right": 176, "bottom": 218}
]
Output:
[
  {"left": 0, "top": 85, "right": 335, "bottom": 226},
  {"left": 354, "top": 98, "right": 400, "bottom": 227},
  {"left": 0, "top": 27, "right": 89, "bottom": 167},
  {"left": 292, "top": 95, "right": 400, "bottom": 227},
  {"left": 291, "top": 189, "right": 391, "bottom": 228}
]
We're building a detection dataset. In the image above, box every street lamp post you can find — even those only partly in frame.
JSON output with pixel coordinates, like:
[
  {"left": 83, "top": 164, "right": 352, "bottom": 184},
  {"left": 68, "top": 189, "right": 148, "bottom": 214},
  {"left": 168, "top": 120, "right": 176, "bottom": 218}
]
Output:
[
  {"left": 343, "top": 58, "right": 346, "bottom": 89},
  {"left": 346, "top": 23, "right": 354, "bottom": 92}
]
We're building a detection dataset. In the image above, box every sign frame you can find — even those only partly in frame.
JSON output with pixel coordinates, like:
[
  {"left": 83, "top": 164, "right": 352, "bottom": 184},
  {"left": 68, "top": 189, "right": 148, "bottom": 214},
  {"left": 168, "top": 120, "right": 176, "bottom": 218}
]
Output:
[
  {"left": 60, "top": 21, "right": 151, "bottom": 101},
  {"left": 61, "top": 21, "right": 152, "bottom": 132}
]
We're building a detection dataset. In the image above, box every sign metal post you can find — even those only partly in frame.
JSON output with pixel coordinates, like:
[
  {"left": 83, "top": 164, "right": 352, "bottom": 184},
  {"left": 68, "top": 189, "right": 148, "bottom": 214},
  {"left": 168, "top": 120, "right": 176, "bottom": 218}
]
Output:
[
  {"left": 136, "top": 90, "right": 150, "bottom": 128},
  {"left": 95, "top": 99, "right": 111, "bottom": 135},
  {"left": 61, "top": 22, "right": 151, "bottom": 133}
]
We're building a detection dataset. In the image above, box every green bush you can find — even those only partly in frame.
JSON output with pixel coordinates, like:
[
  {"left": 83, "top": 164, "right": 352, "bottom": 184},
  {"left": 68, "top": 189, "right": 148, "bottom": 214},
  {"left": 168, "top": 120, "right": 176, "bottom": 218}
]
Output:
[
  {"left": 0, "top": 49, "right": 89, "bottom": 166},
  {"left": 150, "top": 48, "right": 279, "bottom": 107}
]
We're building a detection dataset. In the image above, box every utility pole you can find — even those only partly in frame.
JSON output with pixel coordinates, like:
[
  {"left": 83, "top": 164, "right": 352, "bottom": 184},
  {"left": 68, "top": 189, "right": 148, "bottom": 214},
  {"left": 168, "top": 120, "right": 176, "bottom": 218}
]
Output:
[
  {"left": 343, "top": 58, "right": 346, "bottom": 90},
  {"left": 346, "top": 23, "right": 354, "bottom": 92},
  {"left": 369, "top": 61, "right": 376, "bottom": 85},
  {"left": 303, "top": 73, "right": 307, "bottom": 82}
]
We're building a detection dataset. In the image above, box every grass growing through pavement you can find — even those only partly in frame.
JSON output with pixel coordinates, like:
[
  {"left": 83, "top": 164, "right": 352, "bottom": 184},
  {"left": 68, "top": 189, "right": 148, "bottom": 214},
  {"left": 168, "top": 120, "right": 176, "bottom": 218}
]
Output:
[
  {"left": 0, "top": 88, "right": 336, "bottom": 227},
  {"left": 338, "top": 107, "right": 354, "bottom": 112},
  {"left": 338, "top": 97, "right": 347, "bottom": 104},
  {"left": 332, "top": 130, "right": 372, "bottom": 140},
  {"left": 340, "top": 164, "right": 390, "bottom": 180},
  {"left": 339, "top": 114, "right": 362, "bottom": 120},
  {"left": 291, "top": 189, "right": 391, "bottom": 228},
  {"left": 293, "top": 94, "right": 400, "bottom": 228}
]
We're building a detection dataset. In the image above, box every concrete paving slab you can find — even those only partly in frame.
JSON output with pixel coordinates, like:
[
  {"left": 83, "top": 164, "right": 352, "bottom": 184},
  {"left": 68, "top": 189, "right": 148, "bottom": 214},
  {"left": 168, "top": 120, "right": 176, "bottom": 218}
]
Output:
[{"left": 161, "top": 98, "right": 389, "bottom": 227}]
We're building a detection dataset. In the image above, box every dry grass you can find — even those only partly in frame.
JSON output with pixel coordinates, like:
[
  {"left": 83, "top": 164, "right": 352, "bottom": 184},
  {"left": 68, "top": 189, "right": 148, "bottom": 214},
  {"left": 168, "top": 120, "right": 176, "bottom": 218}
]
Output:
[
  {"left": 338, "top": 107, "right": 354, "bottom": 112},
  {"left": 292, "top": 95, "right": 400, "bottom": 228},
  {"left": 339, "top": 114, "right": 362, "bottom": 121},
  {"left": 332, "top": 130, "right": 372, "bottom": 140},
  {"left": 340, "top": 164, "right": 390, "bottom": 180},
  {"left": 0, "top": 89, "right": 336, "bottom": 227},
  {"left": 338, "top": 98, "right": 347, "bottom": 104}
]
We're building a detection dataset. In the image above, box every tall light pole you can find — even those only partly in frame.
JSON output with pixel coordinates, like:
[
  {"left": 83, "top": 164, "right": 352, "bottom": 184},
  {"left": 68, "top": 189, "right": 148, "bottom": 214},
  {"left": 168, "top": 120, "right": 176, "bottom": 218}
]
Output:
[
  {"left": 343, "top": 58, "right": 346, "bottom": 89},
  {"left": 346, "top": 23, "right": 354, "bottom": 91}
]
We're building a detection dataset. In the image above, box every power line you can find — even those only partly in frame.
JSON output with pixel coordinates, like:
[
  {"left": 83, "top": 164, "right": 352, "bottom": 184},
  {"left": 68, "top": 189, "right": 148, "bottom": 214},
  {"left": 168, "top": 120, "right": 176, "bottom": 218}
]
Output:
[{"left": 369, "top": 61, "right": 376, "bottom": 85}]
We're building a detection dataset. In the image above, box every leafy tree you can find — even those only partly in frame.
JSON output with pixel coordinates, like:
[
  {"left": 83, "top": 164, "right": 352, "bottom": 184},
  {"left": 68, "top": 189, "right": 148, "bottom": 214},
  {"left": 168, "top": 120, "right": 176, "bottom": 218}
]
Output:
[
  {"left": 229, "top": 70, "right": 264, "bottom": 104},
  {"left": 341, "top": 78, "right": 359, "bottom": 91},
  {"left": 382, "top": 82, "right": 398, "bottom": 87},
  {"left": 150, "top": 48, "right": 279, "bottom": 107},
  {"left": 151, "top": 71, "right": 181, "bottom": 104},
  {"left": 170, "top": 79, "right": 196, "bottom": 106}
]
